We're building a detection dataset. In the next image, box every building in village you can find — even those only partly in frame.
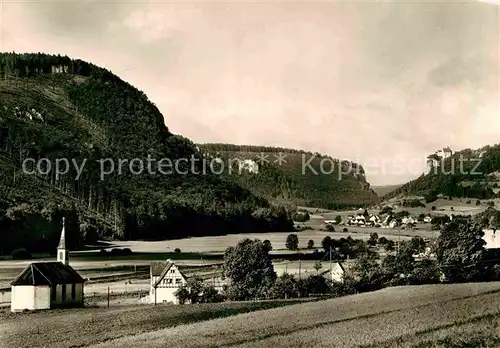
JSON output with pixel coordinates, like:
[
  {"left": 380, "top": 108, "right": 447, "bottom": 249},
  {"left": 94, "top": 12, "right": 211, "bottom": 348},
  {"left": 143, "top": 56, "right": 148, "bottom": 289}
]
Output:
[
  {"left": 149, "top": 260, "right": 188, "bottom": 304},
  {"left": 149, "top": 260, "right": 226, "bottom": 304},
  {"left": 321, "top": 262, "right": 348, "bottom": 283},
  {"left": 483, "top": 229, "right": 500, "bottom": 249},
  {"left": 10, "top": 218, "right": 85, "bottom": 312}
]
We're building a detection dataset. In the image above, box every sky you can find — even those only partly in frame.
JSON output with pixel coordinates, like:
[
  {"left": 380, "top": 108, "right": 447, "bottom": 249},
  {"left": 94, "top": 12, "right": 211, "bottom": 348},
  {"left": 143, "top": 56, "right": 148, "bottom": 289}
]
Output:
[{"left": 0, "top": 0, "right": 499, "bottom": 185}]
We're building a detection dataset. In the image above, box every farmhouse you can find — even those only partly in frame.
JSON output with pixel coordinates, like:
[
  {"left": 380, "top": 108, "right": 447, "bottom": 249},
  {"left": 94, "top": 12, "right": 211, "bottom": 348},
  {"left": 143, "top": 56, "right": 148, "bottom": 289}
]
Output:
[
  {"left": 483, "top": 229, "right": 500, "bottom": 249},
  {"left": 321, "top": 262, "right": 348, "bottom": 283},
  {"left": 10, "top": 218, "right": 85, "bottom": 312},
  {"left": 149, "top": 260, "right": 189, "bottom": 304}
]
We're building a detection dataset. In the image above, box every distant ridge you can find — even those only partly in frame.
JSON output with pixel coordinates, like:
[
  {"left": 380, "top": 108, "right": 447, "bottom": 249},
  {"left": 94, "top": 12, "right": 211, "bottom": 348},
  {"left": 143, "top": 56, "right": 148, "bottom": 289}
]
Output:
[
  {"left": 197, "top": 143, "right": 380, "bottom": 210},
  {"left": 384, "top": 144, "right": 500, "bottom": 200},
  {"left": 372, "top": 184, "right": 404, "bottom": 197}
]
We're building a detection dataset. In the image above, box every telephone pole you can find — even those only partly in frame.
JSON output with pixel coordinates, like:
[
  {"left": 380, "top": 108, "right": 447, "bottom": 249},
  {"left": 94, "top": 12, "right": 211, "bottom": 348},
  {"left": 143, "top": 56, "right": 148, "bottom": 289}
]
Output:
[
  {"left": 397, "top": 223, "right": 401, "bottom": 253},
  {"left": 329, "top": 247, "right": 333, "bottom": 287}
]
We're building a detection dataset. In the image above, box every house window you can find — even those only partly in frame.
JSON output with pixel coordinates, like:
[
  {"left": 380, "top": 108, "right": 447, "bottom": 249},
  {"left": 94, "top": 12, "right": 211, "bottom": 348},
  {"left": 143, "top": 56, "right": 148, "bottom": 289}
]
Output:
[
  {"left": 168, "top": 279, "right": 172, "bottom": 283},
  {"left": 175, "top": 278, "right": 181, "bottom": 283},
  {"left": 71, "top": 283, "right": 76, "bottom": 300},
  {"left": 61, "top": 284, "right": 66, "bottom": 300},
  {"left": 170, "top": 270, "right": 175, "bottom": 273},
  {"left": 51, "top": 285, "right": 56, "bottom": 301},
  {"left": 59, "top": 251, "right": 64, "bottom": 260}
]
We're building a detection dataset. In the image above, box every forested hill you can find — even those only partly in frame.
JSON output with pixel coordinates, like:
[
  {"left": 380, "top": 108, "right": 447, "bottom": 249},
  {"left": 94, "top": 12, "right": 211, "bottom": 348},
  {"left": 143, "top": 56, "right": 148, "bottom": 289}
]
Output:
[
  {"left": 197, "top": 143, "right": 380, "bottom": 209},
  {"left": 0, "top": 52, "right": 293, "bottom": 255},
  {"left": 383, "top": 144, "right": 500, "bottom": 200}
]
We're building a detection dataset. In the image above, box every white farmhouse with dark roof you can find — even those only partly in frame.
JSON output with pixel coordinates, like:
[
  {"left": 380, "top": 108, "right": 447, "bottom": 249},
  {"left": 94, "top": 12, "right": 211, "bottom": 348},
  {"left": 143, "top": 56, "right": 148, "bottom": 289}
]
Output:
[
  {"left": 10, "top": 218, "right": 85, "bottom": 312},
  {"left": 149, "top": 260, "right": 188, "bottom": 304}
]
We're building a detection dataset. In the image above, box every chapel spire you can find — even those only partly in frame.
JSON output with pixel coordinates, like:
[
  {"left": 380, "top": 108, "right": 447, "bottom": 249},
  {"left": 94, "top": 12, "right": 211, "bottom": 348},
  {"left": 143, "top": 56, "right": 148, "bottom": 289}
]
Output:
[{"left": 57, "top": 217, "right": 68, "bottom": 265}]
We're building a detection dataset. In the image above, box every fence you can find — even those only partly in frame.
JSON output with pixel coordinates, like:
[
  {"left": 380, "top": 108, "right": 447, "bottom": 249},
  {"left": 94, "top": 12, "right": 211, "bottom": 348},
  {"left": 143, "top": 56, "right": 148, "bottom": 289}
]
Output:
[{"left": 84, "top": 287, "right": 150, "bottom": 307}]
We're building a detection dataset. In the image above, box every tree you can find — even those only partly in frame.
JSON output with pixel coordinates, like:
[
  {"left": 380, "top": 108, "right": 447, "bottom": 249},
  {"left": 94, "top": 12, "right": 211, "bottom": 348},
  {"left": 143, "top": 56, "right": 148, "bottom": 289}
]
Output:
[
  {"left": 286, "top": 234, "right": 299, "bottom": 251},
  {"left": 489, "top": 211, "right": 500, "bottom": 229},
  {"left": 313, "top": 260, "right": 323, "bottom": 272},
  {"left": 350, "top": 253, "right": 384, "bottom": 292},
  {"left": 263, "top": 239, "right": 272, "bottom": 252},
  {"left": 199, "top": 285, "right": 224, "bottom": 303},
  {"left": 325, "top": 224, "right": 335, "bottom": 232},
  {"left": 174, "top": 285, "right": 190, "bottom": 304},
  {"left": 363, "top": 209, "right": 369, "bottom": 219},
  {"left": 377, "top": 236, "right": 388, "bottom": 245},
  {"left": 436, "top": 218, "right": 486, "bottom": 282},
  {"left": 409, "top": 258, "right": 440, "bottom": 285},
  {"left": 270, "top": 273, "right": 300, "bottom": 299},
  {"left": 335, "top": 215, "right": 342, "bottom": 224},
  {"left": 307, "top": 239, "right": 314, "bottom": 249},
  {"left": 321, "top": 236, "right": 332, "bottom": 251},
  {"left": 431, "top": 206, "right": 437, "bottom": 211},
  {"left": 407, "top": 236, "right": 426, "bottom": 254},
  {"left": 222, "top": 238, "right": 276, "bottom": 300},
  {"left": 385, "top": 240, "right": 395, "bottom": 252},
  {"left": 368, "top": 232, "right": 378, "bottom": 246},
  {"left": 379, "top": 206, "right": 393, "bottom": 215}
]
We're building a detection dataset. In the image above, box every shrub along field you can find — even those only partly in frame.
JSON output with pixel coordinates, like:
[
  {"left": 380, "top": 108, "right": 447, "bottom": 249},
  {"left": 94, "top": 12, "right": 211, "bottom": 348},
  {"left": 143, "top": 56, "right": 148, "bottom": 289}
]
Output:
[{"left": 83, "top": 282, "right": 500, "bottom": 348}]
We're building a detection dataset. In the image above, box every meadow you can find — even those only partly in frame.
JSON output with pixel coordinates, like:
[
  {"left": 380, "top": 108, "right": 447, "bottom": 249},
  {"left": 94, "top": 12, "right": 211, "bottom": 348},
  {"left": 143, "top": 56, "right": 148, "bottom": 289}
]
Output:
[
  {"left": 0, "top": 299, "right": 314, "bottom": 348},
  {"left": 84, "top": 282, "right": 500, "bottom": 348}
]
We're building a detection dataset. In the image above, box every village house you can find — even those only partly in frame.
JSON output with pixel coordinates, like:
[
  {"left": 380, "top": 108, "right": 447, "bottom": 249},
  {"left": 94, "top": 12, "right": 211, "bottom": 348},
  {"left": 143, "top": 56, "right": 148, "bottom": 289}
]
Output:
[
  {"left": 149, "top": 260, "right": 189, "bottom": 304},
  {"left": 149, "top": 261, "right": 225, "bottom": 304},
  {"left": 368, "top": 215, "right": 381, "bottom": 227},
  {"left": 353, "top": 214, "right": 366, "bottom": 226},
  {"left": 10, "top": 218, "right": 85, "bottom": 312},
  {"left": 482, "top": 229, "right": 500, "bottom": 249},
  {"left": 321, "top": 262, "right": 350, "bottom": 283}
]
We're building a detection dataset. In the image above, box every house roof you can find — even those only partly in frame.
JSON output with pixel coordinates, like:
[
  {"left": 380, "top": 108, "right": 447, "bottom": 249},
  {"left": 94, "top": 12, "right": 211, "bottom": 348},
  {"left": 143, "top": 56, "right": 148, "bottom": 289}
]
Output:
[
  {"left": 320, "top": 262, "right": 347, "bottom": 275},
  {"left": 151, "top": 261, "right": 189, "bottom": 287},
  {"left": 11, "top": 262, "right": 85, "bottom": 286}
]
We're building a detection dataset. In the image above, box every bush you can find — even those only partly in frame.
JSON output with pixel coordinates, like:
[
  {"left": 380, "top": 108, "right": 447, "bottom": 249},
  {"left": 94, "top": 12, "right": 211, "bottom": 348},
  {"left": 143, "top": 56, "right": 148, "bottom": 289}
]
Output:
[
  {"left": 99, "top": 248, "right": 107, "bottom": 254},
  {"left": 11, "top": 248, "right": 32, "bottom": 260},
  {"left": 307, "top": 239, "right": 314, "bottom": 249},
  {"left": 199, "top": 285, "right": 225, "bottom": 303},
  {"left": 109, "top": 248, "right": 132, "bottom": 256},
  {"left": 286, "top": 234, "right": 299, "bottom": 250},
  {"left": 174, "top": 248, "right": 181, "bottom": 253},
  {"left": 466, "top": 200, "right": 471, "bottom": 204},
  {"left": 431, "top": 206, "right": 436, "bottom": 211},
  {"left": 424, "top": 194, "right": 438, "bottom": 203},
  {"left": 292, "top": 212, "right": 310, "bottom": 222},
  {"left": 476, "top": 200, "right": 481, "bottom": 206},
  {"left": 325, "top": 224, "right": 335, "bottom": 232},
  {"left": 123, "top": 248, "right": 132, "bottom": 255},
  {"left": 263, "top": 240, "right": 272, "bottom": 252},
  {"left": 379, "top": 206, "right": 393, "bottom": 215},
  {"left": 343, "top": 228, "right": 348, "bottom": 232},
  {"left": 378, "top": 237, "right": 388, "bottom": 245},
  {"left": 403, "top": 199, "right": 425, "bottom": 208}
]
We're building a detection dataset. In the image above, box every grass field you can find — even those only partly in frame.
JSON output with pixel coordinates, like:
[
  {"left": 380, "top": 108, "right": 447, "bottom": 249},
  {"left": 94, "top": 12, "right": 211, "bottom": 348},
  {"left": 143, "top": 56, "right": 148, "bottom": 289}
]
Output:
[
  {"left": 0, "top": 299, "right": 314, "bottom": 348},
  {"left": 81, "top": 282, "right": 500, "bottom": 348}
]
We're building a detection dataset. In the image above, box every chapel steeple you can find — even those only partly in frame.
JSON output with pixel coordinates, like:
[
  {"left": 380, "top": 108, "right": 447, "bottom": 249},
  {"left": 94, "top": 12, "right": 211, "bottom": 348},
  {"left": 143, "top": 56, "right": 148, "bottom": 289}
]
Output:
[{"left": 57, "top": 217, "right": 68, "bottom": 265}]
